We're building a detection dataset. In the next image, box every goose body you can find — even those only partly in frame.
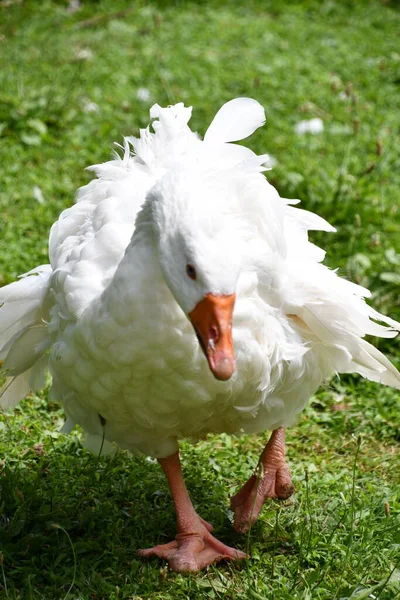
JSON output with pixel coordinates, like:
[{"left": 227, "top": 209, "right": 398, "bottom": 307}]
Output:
[
  {"left": 1, "top": 98, "right": 399, "bottom": 570},
  {"left": 1, "top": 98, "right": 399, "bottom": 458}
]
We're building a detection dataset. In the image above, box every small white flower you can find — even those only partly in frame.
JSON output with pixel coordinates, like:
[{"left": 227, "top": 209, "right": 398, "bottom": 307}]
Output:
[
  {"left": 67, "top": 0, "right": 81, "bottom": 13},
  {"left": 330, "top": 123, "right": 352, "bottom": 135},
  {"left": 137, "top": 87, "right": 151, "bottom": 102},
  {"left": 75, "top": 48, "right": 93, "bottom": 61},
  {"left": 33, "top": 185, "right": 45, "bottom": 204},
  {"left": 82, "top": 100, "right": 100, "bottom": 113},
  {"left": 295, "top": 118, "right": 324, "bottom": 135},
  {"left": 339, "top": 91, "right": 350, "bottom": 101}
]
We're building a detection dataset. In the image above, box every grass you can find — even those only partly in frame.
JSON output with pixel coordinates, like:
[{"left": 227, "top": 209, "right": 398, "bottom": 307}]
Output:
[{"left": 0, "top": 0, "right": 399, "bottom": 598}]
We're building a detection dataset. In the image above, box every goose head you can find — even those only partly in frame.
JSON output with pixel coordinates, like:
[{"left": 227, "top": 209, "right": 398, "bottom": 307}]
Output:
[{"left": 149, "top": 171, "right": 243, "bottom": 381}]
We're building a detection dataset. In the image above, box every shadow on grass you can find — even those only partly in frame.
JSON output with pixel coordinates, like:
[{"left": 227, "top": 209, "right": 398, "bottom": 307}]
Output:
[{"left": 0, "top": 440, "right": 250, "bottom": 597}]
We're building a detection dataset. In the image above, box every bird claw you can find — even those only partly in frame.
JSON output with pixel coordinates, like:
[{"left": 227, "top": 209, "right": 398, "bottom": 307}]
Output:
[
  {"left": 138, "top": 520, "right": 247, "bottom": 572},
  {"left": 231, "top": 463, "right": 294, "bottom": 534}
]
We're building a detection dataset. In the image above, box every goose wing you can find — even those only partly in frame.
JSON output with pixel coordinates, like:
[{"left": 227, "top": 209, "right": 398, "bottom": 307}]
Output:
[{"left": 282, "top": 203, "right": 400, "bottom": 389}]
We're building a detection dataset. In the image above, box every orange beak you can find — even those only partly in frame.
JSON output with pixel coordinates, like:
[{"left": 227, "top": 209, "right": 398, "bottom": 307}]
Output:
[{"left": 189, "top": 293, "right": 236, "bottom": 381}]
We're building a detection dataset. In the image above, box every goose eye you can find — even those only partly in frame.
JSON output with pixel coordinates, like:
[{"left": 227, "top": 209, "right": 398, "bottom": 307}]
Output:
[{"left": 186, "top": 264, "right": 197, "bottom": 280}]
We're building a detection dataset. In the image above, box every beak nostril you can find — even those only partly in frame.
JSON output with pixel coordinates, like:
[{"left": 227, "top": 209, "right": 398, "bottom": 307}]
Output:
[{"left": 209, "top": 326, "right": 219, "bottom": 343}]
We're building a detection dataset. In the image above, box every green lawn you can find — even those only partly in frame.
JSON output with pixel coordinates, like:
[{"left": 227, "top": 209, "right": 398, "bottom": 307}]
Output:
[{"left": 0, "top": 1, "right": 399, "bottom": 598}]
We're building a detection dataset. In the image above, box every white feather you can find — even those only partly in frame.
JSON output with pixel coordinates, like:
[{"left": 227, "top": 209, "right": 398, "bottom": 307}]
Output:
[
  {"left": 204, "top": 98, "right": 266, "bottom": 143},
  {"left": 82, "top": 433, "right": 116, "bottom": 456},
  {"left": 0, "top": 266, "right": 51, "bottom": 408},
  {"left": 2, "top": 324, "right": 50, "bottom": 375},
  {"left": 352, "top": 341, "right": 400, "bottom": 390},
  {"left": 0, "top": 371, "right": 32, "bottom": 409}
]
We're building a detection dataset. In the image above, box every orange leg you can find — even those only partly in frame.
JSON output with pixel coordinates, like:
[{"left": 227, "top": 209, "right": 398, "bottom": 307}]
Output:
[
  {"left": 231, "top": 428, "right": 294, "bottom": 533},
  {"left": 138, "top": 451, "right": 247, "bottom": 572}
]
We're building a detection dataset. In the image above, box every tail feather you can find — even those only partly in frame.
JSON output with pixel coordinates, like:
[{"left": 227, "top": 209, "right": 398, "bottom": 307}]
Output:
[
  {"left": 350, "top": 339, "right": 400, "bottom": 390},
  {"left": 1, "top": 371, "right": 33, "bottom": 410},
  {"left": 0, "top": 266, "right": 52, "bottom": 410},
  {"left": 0, "top": 300, "right": 40, "bottom": 349},
  {"left": 1, "top": 324, "right": 51, "bottom": 375}
]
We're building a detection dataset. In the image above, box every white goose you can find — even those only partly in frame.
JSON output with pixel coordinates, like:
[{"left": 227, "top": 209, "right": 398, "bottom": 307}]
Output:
[{"left": 1, "top": 98, "right": 399, "bottom": 572}]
